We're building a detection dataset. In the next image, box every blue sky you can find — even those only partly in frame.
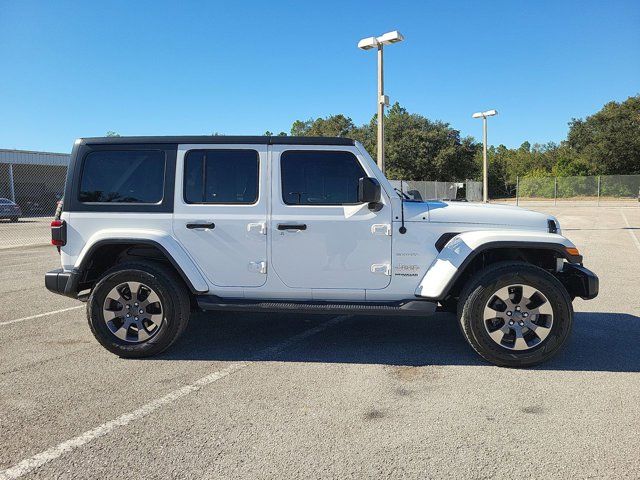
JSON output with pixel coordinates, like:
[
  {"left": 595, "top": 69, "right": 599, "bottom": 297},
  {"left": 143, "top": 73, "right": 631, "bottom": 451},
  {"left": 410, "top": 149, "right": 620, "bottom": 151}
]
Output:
[{"left": 1, "top": 0, "right": 638, "bottom": 153}]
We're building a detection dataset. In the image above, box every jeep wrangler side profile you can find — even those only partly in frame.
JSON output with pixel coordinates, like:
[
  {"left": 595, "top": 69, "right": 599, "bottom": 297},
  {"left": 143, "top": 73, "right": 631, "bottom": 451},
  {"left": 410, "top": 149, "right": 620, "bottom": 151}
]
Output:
[{"left": 46, "top": 136, "right": 598, "bottom": 367}]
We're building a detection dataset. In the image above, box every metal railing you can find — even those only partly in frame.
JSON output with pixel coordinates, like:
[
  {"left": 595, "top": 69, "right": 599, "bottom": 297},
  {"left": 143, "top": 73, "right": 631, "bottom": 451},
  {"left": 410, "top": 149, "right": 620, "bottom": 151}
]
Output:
[{"left": 510, "top": 174, "right": 640, "bottom": 206}]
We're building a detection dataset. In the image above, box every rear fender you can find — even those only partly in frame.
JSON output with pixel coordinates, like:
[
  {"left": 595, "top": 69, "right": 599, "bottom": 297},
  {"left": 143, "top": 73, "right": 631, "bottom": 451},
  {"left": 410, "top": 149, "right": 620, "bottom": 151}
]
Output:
[
  {"left": 414, "top": 230, "right": 579, "bottom": 300},
  {"left": 75, "top": 229, "right": 209, "bottom": 293}
]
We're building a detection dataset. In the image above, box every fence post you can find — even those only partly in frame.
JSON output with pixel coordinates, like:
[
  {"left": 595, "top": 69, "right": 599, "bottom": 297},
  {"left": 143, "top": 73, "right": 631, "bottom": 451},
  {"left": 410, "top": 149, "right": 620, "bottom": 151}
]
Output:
[
  {"left": 597, "top": 175, "right": 601, "bottom": 206},
  {"left": 8, "top": 163, "right": 16, "bottom": 203},
  {"left": 516, "top": 176, "right": 519, "bottom": 206},
  {"left": 554, "top": 177, "right": 557, "bottom": 206}
]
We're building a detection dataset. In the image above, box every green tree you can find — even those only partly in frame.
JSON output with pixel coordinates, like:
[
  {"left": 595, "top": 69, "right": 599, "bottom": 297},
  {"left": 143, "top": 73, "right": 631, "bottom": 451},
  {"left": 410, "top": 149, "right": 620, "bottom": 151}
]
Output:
[
  {"left": 289, "top": 104, "right": 480, "bottom": 182},
  {"left": 383, "top": 103, "right": 480, "bottom": 181},
  {"left": 567, "top": 95, "right": 640, "bottom": 174},
  {"left": 290, "top": 114, "right": 356, "bottom": 137},
  {"left": 106, "top": 131, "right": 120, "bottom": 137}
]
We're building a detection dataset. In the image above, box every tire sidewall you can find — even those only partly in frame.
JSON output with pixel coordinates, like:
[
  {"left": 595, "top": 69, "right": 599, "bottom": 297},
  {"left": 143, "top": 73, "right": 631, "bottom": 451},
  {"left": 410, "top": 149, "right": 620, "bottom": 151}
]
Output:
[
  {"left": 88, "top": 266, "right": 182, "bottom": 357},
  {"left": 462, "top": 265, "right": 573, "bottom": 367}
]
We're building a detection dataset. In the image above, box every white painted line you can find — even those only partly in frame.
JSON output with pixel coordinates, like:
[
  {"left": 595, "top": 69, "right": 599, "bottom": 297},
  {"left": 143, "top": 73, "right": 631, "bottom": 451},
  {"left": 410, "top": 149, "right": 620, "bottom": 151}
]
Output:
[
  {"left": 0, "top": 315, "right": 348, "bottom": 480},
  {"left": 0, "top": 306, "right": 84, "bottom": 327},
  {"left": 621, "top": 210, "right": 640, "bottom": 252}
]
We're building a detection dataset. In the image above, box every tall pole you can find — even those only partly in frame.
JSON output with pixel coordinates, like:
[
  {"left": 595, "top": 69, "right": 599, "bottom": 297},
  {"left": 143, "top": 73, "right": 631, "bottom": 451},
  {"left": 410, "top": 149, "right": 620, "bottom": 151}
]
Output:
[
  {"left": 482, "top": 116, "right": 488, "bottom": 203},
  {"left": 8, "top": 163, "right": 16, "bottom": 203},
  {"left": 377, "top": 45, "right": 385, "bottom": 172}
]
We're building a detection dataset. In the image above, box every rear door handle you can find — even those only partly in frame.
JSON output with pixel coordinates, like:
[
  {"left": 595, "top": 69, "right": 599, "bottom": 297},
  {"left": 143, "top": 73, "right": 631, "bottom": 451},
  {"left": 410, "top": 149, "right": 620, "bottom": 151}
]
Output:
[
  {"left": 186, "top": 222, "right": 215, "bottom": 230},
  {"left": 277, "top": 223, "right": 307, "bottom": 231}
]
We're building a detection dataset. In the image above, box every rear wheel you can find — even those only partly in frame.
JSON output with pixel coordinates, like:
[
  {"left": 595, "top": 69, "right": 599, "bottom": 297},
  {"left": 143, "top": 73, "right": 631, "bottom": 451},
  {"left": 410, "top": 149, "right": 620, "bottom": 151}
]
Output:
[
  {"left": 458, "top": 262, "right": 573, "bottom": 368},
  {"left": 87, "top": 261, "right": 190, "bottom": 358}
]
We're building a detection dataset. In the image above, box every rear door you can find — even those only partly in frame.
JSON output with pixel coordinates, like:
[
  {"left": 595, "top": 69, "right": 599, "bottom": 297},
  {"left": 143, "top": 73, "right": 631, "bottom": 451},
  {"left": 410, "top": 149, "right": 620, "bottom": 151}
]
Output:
[
  {"left": 270, "top": 146, "right": 392, "bottom": 291},
  {"left": 172, "top": 144, "right": 268, "bottom": 287}
]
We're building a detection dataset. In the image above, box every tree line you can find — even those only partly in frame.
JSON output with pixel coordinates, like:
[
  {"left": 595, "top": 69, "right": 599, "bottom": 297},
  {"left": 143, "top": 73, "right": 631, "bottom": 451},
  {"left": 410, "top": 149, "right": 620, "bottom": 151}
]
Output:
[{"left": 266, "top": 95, "right": 640, "bottom": 198}]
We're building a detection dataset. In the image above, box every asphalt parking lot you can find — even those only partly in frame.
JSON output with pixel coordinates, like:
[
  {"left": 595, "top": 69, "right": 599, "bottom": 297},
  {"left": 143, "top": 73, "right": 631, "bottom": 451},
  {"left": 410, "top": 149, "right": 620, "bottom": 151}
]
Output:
[
  {"left": 0, "top": 218, "right": 52, "bottom": 250},
  {"left": 1, "top": 206, "right": 639, "bottom": 479}
]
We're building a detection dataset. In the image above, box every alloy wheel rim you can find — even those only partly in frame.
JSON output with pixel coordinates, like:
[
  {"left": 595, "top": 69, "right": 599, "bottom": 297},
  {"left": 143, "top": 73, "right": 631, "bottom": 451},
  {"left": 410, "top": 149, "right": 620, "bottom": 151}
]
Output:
[
  {"left": 483, "top": 284, "right": 554, "bottom": 351},
  {"left": 102, "top": 281, "right": 164, "bottom": 343}
]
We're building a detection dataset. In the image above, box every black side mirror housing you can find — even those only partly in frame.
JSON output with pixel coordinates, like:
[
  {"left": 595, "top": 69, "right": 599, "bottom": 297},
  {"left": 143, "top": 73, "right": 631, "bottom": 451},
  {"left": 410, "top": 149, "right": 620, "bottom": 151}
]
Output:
[{"left": 358, "top": 177, "right": 382, "bottom": 211}]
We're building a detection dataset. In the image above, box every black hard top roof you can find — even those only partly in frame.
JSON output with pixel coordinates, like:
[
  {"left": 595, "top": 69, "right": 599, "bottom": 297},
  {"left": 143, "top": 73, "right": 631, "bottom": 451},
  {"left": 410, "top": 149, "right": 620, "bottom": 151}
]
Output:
[{"left": 79, "top": 136, "right": 355, "bottom": 146}]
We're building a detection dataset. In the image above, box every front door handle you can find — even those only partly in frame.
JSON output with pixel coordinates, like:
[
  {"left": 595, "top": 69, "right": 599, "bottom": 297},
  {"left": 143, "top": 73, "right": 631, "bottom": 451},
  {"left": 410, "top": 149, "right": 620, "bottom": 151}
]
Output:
[
  {"left": 277, "top": 223, "right": 307, "bottom": 231},
  {"left": 186, "top": 222, "right": 215, "bottom": 230}
]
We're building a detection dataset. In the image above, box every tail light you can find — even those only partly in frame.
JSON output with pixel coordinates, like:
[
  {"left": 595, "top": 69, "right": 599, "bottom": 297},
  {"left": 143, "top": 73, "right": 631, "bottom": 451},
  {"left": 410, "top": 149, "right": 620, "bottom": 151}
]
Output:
[{"left": 51, "top": 219, "right": 67, "bottom": 247}]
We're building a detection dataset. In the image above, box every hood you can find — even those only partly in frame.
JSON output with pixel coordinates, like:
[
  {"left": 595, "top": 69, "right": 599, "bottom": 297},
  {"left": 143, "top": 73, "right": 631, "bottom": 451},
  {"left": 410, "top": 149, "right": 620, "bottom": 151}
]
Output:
[{"left": 402, "top": 200, "right": 557, "bottom": 232}]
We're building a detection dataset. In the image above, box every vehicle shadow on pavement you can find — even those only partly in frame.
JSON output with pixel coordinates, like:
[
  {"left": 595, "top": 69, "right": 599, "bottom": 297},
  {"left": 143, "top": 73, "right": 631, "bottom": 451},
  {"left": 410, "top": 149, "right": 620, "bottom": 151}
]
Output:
[
  {"left": 544, "top": 312, "right": 640, "bottom": 372},
  {"left": 160, "top": 311, "right": 640, "bottom": 373}
]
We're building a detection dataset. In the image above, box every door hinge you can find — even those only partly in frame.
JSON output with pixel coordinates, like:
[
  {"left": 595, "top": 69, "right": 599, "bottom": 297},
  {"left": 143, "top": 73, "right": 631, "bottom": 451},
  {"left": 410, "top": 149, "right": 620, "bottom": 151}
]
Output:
[
  {"left": 370, "top": 264, "right": 391, "bottom": 276},
  {"left": 371, "top": 224, "right": 392, "bottom": 236},
  {"left": 248, "top": 261, "right": 267, "bottom": 274},
  {"left": 247, "top": 222, "right": 267, "bottom": 235}
]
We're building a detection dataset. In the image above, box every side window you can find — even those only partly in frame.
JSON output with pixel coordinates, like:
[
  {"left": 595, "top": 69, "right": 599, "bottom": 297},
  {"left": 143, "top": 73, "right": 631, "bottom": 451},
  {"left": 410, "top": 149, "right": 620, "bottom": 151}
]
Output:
[
  {"left": 184, "top": 149, "right": 259, "bottom": 204},
  {"left": 79, "top": 150, "right": 165, "bottom": 203},
  {"left": 280, "top": 150, "right": 365, "bottom": 205}
]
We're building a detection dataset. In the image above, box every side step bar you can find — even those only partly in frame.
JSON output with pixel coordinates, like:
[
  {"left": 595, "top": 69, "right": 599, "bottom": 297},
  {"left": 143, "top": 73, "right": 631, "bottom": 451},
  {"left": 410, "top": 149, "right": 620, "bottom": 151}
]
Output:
[{"left": 196, "top": 296, "right": 437, "bottom": 317}]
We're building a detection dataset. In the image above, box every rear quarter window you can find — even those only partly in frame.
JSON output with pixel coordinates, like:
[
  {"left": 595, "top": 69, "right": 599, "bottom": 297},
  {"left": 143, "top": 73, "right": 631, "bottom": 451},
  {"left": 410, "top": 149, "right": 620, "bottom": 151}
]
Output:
[{"left": 79, "top": 150, "right": 165, "bottom": 203}]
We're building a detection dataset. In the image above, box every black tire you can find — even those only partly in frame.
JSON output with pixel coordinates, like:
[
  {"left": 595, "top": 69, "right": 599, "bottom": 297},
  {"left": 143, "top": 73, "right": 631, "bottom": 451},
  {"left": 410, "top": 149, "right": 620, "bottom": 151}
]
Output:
[
  {"left": 458, "top": 261, "right": 573, "bottom": 368},
  {"left": 87, "top": 261, "right": 191, "bottom": 358},
  {"left": 10, "top": 217, "right": 18, "bottom": 223}
]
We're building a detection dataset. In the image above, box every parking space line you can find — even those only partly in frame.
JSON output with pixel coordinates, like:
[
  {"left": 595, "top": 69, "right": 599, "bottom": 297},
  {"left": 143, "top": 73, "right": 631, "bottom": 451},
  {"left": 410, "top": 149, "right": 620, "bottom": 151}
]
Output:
[
  {"left": 0, "top": 306, "right": 84, "bottom": 327},
  {"left": 0, "top": 314, "right": 349, "bottom": 480},
  {"left": 621, "top": 210, "right": 640, "bottom": 252}
]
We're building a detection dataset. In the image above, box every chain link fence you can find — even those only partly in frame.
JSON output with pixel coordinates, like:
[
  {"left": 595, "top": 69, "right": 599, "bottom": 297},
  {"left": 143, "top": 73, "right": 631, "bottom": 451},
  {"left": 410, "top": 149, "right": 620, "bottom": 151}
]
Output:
[
  {"left": 0, "top": 150, "right": 69, "bottom": 249},
  {"left": 389, "top": 180, "right": 483, "bottom": 202},
  {"left": 505, "top": 174, "right": 640, "bottom": 206}
]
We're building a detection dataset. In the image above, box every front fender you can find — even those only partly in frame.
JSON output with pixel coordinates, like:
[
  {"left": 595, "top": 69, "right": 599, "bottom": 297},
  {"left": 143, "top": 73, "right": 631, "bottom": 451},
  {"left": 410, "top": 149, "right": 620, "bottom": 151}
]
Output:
[
  {"left": 75, "top": 229, "right": 209, "bottom": 293},
  {"left": 414, "top": 230, "right": 579, "bottom": 300}
]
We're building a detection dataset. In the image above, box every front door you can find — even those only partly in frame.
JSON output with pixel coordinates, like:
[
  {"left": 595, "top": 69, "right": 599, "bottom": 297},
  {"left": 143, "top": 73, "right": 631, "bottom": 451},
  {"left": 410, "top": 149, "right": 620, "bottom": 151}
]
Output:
[
  {"left": 270, "top": 146, "right": 392, "bottom": 290},
  {"left": 173, "top": 144, "right": 268, "bottom": 287}
]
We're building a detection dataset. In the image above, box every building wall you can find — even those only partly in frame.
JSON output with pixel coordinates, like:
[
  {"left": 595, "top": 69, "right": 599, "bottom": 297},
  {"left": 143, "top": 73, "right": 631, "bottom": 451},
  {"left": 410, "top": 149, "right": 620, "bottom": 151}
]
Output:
[
  {"left": 0, "top": 149, "right": 71, "bottom": 216},
  {"left": 0, "top": 149, "right": 70, "bottom": 167}
]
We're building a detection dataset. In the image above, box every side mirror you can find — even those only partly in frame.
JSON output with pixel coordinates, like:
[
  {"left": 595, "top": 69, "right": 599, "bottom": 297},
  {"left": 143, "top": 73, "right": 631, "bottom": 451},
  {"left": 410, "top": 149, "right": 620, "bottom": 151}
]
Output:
[{"left": 358, "top": 177, "right": 382, "bottom": 211}]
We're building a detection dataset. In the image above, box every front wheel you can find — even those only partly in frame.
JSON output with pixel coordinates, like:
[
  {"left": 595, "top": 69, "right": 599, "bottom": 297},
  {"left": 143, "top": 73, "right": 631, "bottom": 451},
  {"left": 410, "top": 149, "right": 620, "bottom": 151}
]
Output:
[
  {"left": 458, "top": 262, "right": 573, "bottom": 368},
  {"left": 87, "top": 261, "right": 191, "bottom": 358}
]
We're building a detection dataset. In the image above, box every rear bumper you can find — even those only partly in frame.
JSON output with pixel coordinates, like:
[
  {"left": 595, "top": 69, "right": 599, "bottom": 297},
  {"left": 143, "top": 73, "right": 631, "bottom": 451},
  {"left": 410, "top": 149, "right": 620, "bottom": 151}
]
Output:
[
  {"left": 45, "top": 268, "right": 80, "bottom": 298},
  {"left": 558, "top": 263, "right": 599, "bottom": 300}
]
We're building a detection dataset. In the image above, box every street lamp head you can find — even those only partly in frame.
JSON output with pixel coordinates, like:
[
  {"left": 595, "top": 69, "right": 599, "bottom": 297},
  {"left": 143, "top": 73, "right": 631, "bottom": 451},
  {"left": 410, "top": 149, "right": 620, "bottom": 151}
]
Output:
[
  {"left": 472, "top": 109, "right": 498, "bottom": 118},
  {"left": 358, "top": 31, "right": 405, "bottom": 50},
  {"left": 377, "top": 30, "right": 404, "bottom": 45},
  {"left": 357, "top": 37, "right": 379, "bottom": 50}
]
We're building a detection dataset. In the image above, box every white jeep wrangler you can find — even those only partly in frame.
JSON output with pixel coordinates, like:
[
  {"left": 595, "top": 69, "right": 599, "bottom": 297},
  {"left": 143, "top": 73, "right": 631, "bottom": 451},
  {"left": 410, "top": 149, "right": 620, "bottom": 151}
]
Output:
[{"left": 46, "top": 136, "right": 598, "bottom": 367}]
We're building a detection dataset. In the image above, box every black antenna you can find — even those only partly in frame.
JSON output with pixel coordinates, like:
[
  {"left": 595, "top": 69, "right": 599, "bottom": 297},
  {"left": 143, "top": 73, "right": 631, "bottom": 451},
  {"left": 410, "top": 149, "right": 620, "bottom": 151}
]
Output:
[{"left": 399, "top": 180, "right": 407, "bottom": 234}]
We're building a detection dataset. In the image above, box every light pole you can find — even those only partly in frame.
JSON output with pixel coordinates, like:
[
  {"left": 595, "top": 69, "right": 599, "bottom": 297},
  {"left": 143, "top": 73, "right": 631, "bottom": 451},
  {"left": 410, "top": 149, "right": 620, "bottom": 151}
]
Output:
[
  {"left": 472, "top": 109, "right": 498, "bottom": 203},
  {"left": 358, "top": 30, "right": 404, "bottom": 173}
]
